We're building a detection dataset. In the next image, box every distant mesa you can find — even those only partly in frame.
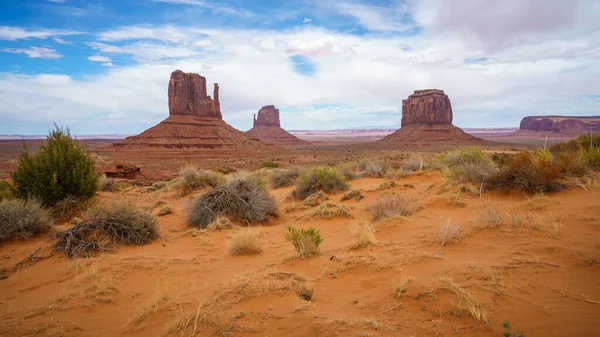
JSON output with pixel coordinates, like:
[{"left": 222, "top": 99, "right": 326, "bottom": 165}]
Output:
[
  {"left": 247, "top": 105, "right": 310, "bottom": 146},
  {"left": 514, "top": 116, "right": 600, "bottom": 137},
  {"left": 105, "top": 70, "right": 273, "bottom": 152},
  {"left": 380, "top": 89, "right": 483, "bottom": 145}
]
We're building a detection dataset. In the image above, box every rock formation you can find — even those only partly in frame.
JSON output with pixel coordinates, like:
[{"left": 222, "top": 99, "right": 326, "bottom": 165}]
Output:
[
  {"left": 517, "top": 116, "right": 600, "bottom": 136},
  {"left": 105, "top": 70, "right": 274, "bottom": 152},
  {"left": 247, "top": 105, "right": 309, "bottom": 146},
  {"left": 168, "top": 70, "right": 222, "bottom": 118},
  {"left": 380, "top": 89, "right": 483, "bottom": 146},
  {"left": 401, "top": 89, "right": 453, "bottom": 126}
]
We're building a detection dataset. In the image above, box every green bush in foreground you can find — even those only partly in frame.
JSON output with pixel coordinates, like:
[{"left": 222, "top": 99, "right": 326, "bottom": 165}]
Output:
[
  {"left": 11, "top": 125, "right": 97, "bottom": 206},
  {"left": 284, "top": 226, "right": 323, "bottom": 258},
  {"left": 440, "top": 147, "right": 497, "bottom": 184},
  {"left": 0, "top": 199, "right": 53, "bottom": 242},
  {"left": 294, "top": 167, "right": 349, "bottom": 200}
]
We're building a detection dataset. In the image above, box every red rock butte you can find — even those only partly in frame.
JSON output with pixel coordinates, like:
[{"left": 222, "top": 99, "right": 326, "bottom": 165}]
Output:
[
  {"left": 247, "top": 105, "right": 310, "bottom": 146},
  {"left": 514, "top": 116, "right": 600, "bottom": 136},
  {"left": 380, "top": 89, "right": 483, "bottom": 146},
  {"left": 105, "top": 70, "right": 273, "bottom": 152}
]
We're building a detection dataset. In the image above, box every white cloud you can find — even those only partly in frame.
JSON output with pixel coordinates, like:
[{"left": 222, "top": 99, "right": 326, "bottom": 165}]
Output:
[
  {"left": 303, "top": 18, "right": 312, "bottom": 24},
  {"left": 49, "top": 0, "right": 66, "bottom": 3},
  {"left": 88, "top": 55, "right": 112, "bottom": 62},
  {"left": 0, "top": 26, "right": 82, "bottom": 41},
  {"left": 2, "top": 0, "right": 600, "bottom": 134},
  {"left": 52, "top": 37, "right": 70, "bottom": 44},
  {"left": 1, "top": 46, "right": 62, "bottom": 59}
]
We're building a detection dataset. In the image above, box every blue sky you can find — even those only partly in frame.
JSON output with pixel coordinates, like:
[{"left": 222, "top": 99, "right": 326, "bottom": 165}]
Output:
[{"left": 1, "top": 0, "right": 599, "bottom": 135}]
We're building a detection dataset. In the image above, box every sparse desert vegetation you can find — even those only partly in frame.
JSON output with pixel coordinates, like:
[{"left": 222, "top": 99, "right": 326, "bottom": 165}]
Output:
[{"left": 1, "top": 128, "right": 599, "bottom": 337}]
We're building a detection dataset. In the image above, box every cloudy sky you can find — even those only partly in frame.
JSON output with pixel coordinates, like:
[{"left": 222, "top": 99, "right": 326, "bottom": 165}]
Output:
[{"left": 1, "top": 0, "right": 599, "bottom": 135}]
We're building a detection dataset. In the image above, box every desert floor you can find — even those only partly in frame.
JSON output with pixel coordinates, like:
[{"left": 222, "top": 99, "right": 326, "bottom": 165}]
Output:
[{"left": 1, "top": 164, "right": 599, "bottom": 336}]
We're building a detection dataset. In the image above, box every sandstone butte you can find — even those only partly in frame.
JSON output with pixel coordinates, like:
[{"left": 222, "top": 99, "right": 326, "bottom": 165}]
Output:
[
  {"left": 513, "top": 115, "right": 600, "bottom": 137},
  {"left": 380, "top": 89, "right": 483, "bottom": 145},
  {"left": 246, "top": 105, "right": 310, "bottom": 146},
  {"left": 106, "top": 70, "right": 273, "bottom": 151}
]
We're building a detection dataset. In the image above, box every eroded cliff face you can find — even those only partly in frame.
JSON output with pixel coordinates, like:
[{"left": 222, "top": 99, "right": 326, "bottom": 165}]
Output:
[
  {"left": 519, "top": 116, "right": 600, "bottom": 133},
  {"left": 253, "top": 105, "right": 281, "bottom": 127},
  {"left": 401, "top": 89, "right": 453, "bottom": 126},
  {"left": 168, "top": 70, "right": 222, "bottom": 119}
]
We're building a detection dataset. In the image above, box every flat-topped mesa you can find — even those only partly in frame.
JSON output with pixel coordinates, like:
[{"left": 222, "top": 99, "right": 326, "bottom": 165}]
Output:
[
  {"left": 519, "top": 116, "right": 600, "bottom": 133},
  {"left": 168, "top": 70, "right": 222, "bottom": 119},
  {"left": 401, "top": 89, "right": 452, "bottom": 126},
  {"left": 253, "top": 105, "right": 281, "bottom": 127}
]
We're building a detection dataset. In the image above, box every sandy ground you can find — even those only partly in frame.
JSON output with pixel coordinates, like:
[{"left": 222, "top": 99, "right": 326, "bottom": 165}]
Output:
[{"left": 1, "top": 170, "right": 599, "bottom": 336}]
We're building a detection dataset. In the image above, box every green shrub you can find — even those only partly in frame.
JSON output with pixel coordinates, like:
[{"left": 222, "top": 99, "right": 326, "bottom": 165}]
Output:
[
  {"left": 358, "top": 159, "right": 389, "bottom": 177},
  {"left": 0, "top": 199, "right": 53, "bottom": 242},
  {"left": 11, "top": 125, "right": 97, "bottom": 206},
  {"left": 261, "top": 161, "right": 279, "bottom": 169},
  {"left": 440, "top": 147, "right": 497, "bottom": 184},
  {"left": 0, "top": 181, "right": 13, "bottom": 201},
  {"left": 54, "top": 202, "right": 158, "bottom": 257},
  {"left": 188, "top": 174, "right": 278, "bottom": 228},
  {"left": 284, "top": 226, "right": 323, "bottom": 258},
  {"left": 487, "top": 150, "right": 564, "bottom": 193},
  {"left": 294, "top": 167, "right": 349, "bottom": 200},
  {"left": 270, "top": 168, "right": 303, "bottom": 189}
]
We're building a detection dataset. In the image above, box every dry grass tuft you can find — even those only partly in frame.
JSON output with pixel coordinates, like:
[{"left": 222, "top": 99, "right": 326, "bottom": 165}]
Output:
[
  {"left": 527, "top": 193, "right": 560, "bottom": 210},
  {"left": 367, "top": 196, "right": 418, "bottom": 221},
  {"left": 377, "top": 180, "right": 398, "bottom": 190},
  {"left": 358, "top": 159, "right": 390, "bottom": 177},
  {"left": 157, "top": 206, "right": 172, "bottom": 216},
  {"left": 341, "top": 189, "right": 364, "bottom": 202},
  {"left": 476, "top": 201, "right": 504, "bottom": 228},
  {"left": 298, "top": 281, "right": 314, "bottom": 300},
  {"left": 226, "top": 228, "right": 265, "bottom": 255},
  {"left": 437, "top": 219, "right": 461, "bottom": 247},
  {"left": 206, "top": 216, "right": 233, "bottom": 231},
  {"left": 394, "top": 271, "right": 414, "bottom": 299},
  {"left": 436, "top": 275, "right": 489, "bottom": 325},
  {"left": 172, "top": 166, "right": 225, "bottom": 196},
  {"left": 303, "top": 202, "right": 353, "bottom": 219},
  {"left": 302, "top": 190, "right": 329, "bottom": 207},
  {"left": 349, "top": 221, "right": 377, "bottom": 250}
]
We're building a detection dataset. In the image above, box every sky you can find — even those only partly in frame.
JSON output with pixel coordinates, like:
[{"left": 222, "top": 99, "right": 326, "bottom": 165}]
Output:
[{"left": 0, "top": 0, "right": 599, "bottom": 135}]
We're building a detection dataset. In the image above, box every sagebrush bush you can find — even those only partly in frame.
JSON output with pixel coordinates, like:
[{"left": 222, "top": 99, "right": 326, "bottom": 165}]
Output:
[
  {"left": 305, "top": 202, "right": 353, "bottom": 219},
  {"left": 97, "top": 174, "right": 116, "bottom": 192},
  {"left": 50, "top": 197, "right": 92, "bottom": 221},
  {"left": 54, "top": 202, "right": 158, "bottom": 257},
  {"left": 487, "top": 150, "right": 564, "bottom": 193},
  {"left": 188, "top": 174, "right": 278, "bottom": 228},
  {"left": 284, "top": 226, "right": 323, "bottom": 258},
  {"left": 0, "top": 199, "right": 53, "bottom": 242},
  {"left": 302, "top": 191, "right": 329, "bottom": 207},
  {"left": 173, "top": 166, "right": 225, "bottom": 196},
  {"left": 227, "top": 228, "right": 264, "bottom": 255},
  {"left": 358, "top": 159, "right": 389, "bottom": 177},
  {"left": 270, "top": 167, "right": 302, "bottom": 188},
  {"left": 261, "top": 161, "right": 279, "bottom": 169},
  {"left": 294, "top": 167, "right": 349, "bottom": 200},
  {"left": 0, "top": 181, "right": 13, "bottom": 201},
  {"left": 11, "top": 125, "right": 97, "bottom": 206},
  {"left": 367, "top": 196, "right": 418, "bottom": 221},
  {"left": 403, "top": 159, "right": 426, "bottom": 172},
  {"left": 440, "top": 147, "right": 497, "bottom": 184}
]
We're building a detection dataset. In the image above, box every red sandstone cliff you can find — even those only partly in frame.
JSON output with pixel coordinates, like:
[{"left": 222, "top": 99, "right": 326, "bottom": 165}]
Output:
[{"left": 247, "top": 105, "right": 309, "bottom": 146}]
